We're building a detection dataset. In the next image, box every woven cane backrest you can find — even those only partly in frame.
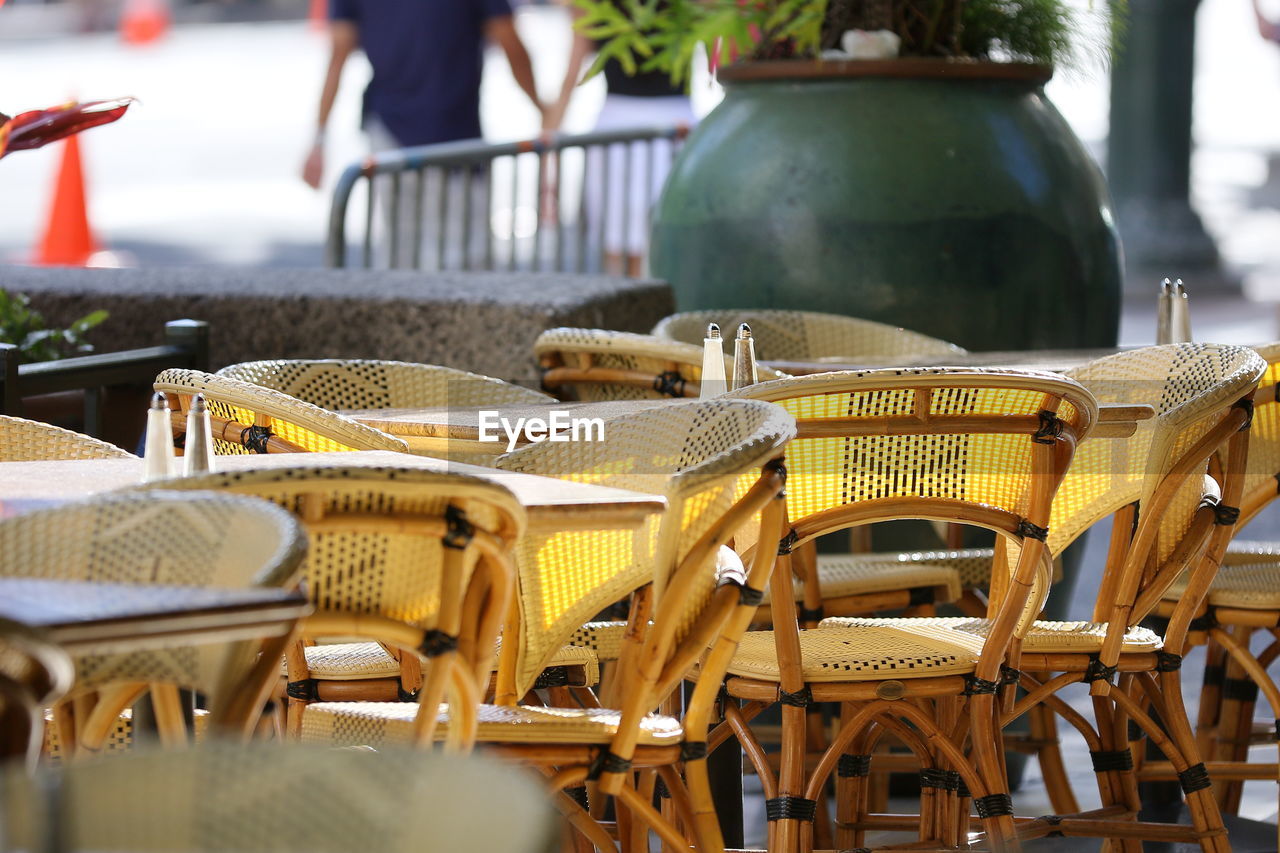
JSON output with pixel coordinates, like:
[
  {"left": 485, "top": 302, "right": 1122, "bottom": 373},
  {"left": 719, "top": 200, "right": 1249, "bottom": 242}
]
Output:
[
  {"left": 2, "top": 743, "right": 560, "bottom": 853},
  {"left": 0, "top": 415, "right": 134, "bottom": 461},
  {"left": 0, "top": 492, "right": 306, "bottom": 695},
  {"left": 154, "top": 369, "right": 407, "bottom": 455},
  {"left": 652, "top": 309, "right": 967, "bottom": 362},
  {"left": 495, "top": 399, "right": 795, "bottom": 695},
  {"left": 735, "top": 369, "right": 1096, "bottom": 629},
  {"left": 217, "top": 359, "right": 553, "bottom": 410},
  {"left": 534, "top": 327, "right": 787, "bottom": 402},
  {"left": 1237, "top": 342, "right": 1280, "bottom": 523},
  {"left": 1062, "top": 345, "right": 1264, "bottom": 586}
]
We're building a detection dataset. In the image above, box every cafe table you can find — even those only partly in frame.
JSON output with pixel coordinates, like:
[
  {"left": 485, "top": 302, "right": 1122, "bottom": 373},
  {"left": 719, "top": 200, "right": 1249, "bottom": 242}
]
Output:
[{"left": 763, "top": 346, "right": 1137, "bottom": 376}]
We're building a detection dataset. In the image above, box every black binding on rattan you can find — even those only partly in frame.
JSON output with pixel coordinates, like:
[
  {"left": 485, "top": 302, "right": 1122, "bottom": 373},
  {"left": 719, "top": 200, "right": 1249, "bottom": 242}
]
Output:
[
  {"left": 1155, "top": 651, "right": 1183, "bottom": 672},
  {"left": 909, "top": 586, "right": 936, "bottom": 607},
  {"left": 567, "top": 786, "right": 588, "bottom": 809},
  {"left": 799, "top": 605, "right": 825, "bottom": 623},
  {"left": 1090, "top": 749, "right": 1135, "bottom": 772},
  {"left": 1274, "top": 721, "right": 1280, "bottom": 741},
  {"left": 837, "top": 754, "right": 872, "bottom": 778},
  {"left": 919, "top": 768, "right": 951, "bottom": 789},
  {"left": 1128, "top": 719, "right": 1146, "bottom": 742},
  {"left": 419, "top": 630, "right": 459, "bottom": 658},
  {"left": 1033, "top": 410, "right": 1063, "bottom": 445},
  {"left": 765, "top": 796, "right": 817, "bottom": 822},
  {"left": 654, "top": 777, "right": 671, "bottom": 799},
  {"left": 1178, "top": 762, "right": 1211, "bottom": 794},
  {"left": 533, "top": 668, "right": 571, "bottom": 689},
  {"left": 397, "top": 685, "right": 419, "bottom": 702},
  {"left": 653, "top": 371, "right": 687, "bottom": 398},
  {"left": 1202, "top": 663, "right": 1225, "bottom": 686},
  {"left": 1223, "top": 677, "right": 1260, "bottom": 703},
  {"left": 1214, "top": 504, "right": 1241, "bottom": 526},
  {"left": 1037, "top": 815, "right": 1065, "bottom": 838},
  {"left": 955, "top": 775, "right": 971, "bottom": 799},
  {"left": 777, "top": 528, "right": 799, "bottom": 556},
  {"left": 963, "top": 675, "right": 1000, "bottom": 695},
  {"left": 764, "top": 457, "right": 789, "bottom": 492},
  {"left": 779, "top": 685, "right": 813, "bottom": 708},
  {"left": 1016, "top": 519, "right": 1049, "bottom": 542},
  {"left": 974, "top": 793, "right": 1014, "bottom": 819},
  {"left": 681, "top": 741, "right": 709, "bottom": 762},
  {"left": 443, "top": 505, "right": 474, "bottom": 549},
  {"left": 1083, "top": 656, "right": 1116, "bottom": 684},
  {"left": 286, "top": 679, "right": 320, "bottom": 702},
  {"left": 239, "top": 424, "right": 274, "bottom": 454},
  {"left": 1236, "top": 397, "right": 1255, "bottom": 431},
  {"left": 587, "top": 750, "right": 633, "bottom": 780},
  {"left": 1001, "top": 665, "right": 1022, "bottom": 686},
  {"left": 738, "top": 584, "right": 766, "bottom": 607},
  {"left": 1189, "top": 612, "right": 1218, "bottom": 632}
]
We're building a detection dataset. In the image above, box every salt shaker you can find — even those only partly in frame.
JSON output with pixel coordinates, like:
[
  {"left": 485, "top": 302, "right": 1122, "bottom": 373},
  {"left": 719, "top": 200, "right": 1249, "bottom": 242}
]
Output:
[
  {"left": 142, "top": 392, "right": 176, "bottom": 482},
  {"left": 731, "top": 323, "right": 759, "bottom": 391},
  {"left": 1155, "top": 278, "right": 1173, "bottom": 345},
  {"left": 699, "top": 322, "right": 728, "bottom": 399},
  {"left": 183, "top": 393, "right": 216, "bottom": 475},
  {"left": 1171, "top": 278, "right": 1193, "bottom": 343}
]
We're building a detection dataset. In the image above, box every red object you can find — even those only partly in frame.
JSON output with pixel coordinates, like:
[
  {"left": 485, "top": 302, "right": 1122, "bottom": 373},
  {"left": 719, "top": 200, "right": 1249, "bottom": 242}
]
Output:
[
  {"left": 120, "top": 0, "right": 170, "bottom": 45},
  {"left": 0, "top": 98, "right": 134, "bottom": 160},
  {"left": 36, "top": 135, "right": 100, "bottom": 267},
  {"left": 309, "top": 0, "right": 326, "bottom": 30}
]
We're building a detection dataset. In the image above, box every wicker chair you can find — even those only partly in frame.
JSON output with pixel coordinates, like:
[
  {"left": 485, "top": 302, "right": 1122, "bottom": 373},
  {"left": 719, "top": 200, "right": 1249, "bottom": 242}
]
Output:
[
  {"left": 815, "top": 345, "right": 1263, "bottom": 851},
  {"left": 0, "top": 491, "right": 307, "bottom": 756},
  {"left": 0, "top": 619, "right": 74, "bottom": 769},
  {"left": 534, "top": 327, "right": 788, "bottom": 402},
  {"left": 652, "top": 309, "right": 966, "bottom": 363},
  {"left": 217, "top": 358, "right": 553, "bottom": 408},
  {"left": 300, "top": 399, "right": 795, "bottom": 852},
  {"left": 712, "top": 368, "right": 1095, "bottom": 852},
  {"left": 0, "top": 414, "right": 135, "bottom": 461},
  {"left": 133, "top": 463, "right": 526, "bottom": 746},
  {"left": 1, "top": 742, "right": 560, "bottom": 853},
  {"left": 153, "top": 368, "right": 407, "bottom": 455}
]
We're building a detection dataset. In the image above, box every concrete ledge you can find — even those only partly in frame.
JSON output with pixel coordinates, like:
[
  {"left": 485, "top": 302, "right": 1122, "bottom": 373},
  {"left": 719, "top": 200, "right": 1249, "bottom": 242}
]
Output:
[{"left": 2, "top": 266, "right": 674, "bottom": 383}]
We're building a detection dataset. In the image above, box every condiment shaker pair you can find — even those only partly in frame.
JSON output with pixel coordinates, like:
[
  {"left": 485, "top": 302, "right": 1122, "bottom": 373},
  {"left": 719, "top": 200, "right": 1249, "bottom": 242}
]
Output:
[
  {"left": 143, "top": 393, "right": 215, "bottom": 482},
  {"left": 699, "top": 322, "right": 758, "bottom": 400}
]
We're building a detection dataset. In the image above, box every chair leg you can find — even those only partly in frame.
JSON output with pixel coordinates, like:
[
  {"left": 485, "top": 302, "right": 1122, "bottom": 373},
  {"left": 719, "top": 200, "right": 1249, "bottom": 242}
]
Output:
[
  {"left": 1028, "top": 700, "right": 1079, "bottom": 815},
  {"left": 1212, "top": 624, "right": 1255, "bottom": 813}
]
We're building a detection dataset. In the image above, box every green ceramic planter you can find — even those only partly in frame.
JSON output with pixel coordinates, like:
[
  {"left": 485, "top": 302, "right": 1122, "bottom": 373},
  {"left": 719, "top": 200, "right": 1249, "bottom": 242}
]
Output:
[{"left": 650, "top": 59, "right": 1122, "bottom": 351}]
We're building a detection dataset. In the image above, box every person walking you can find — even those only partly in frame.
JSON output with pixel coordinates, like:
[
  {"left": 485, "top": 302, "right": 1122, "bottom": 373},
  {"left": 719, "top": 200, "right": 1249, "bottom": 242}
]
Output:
[{"left": 304, "top": 0, "right": 547, "bottom": 268}]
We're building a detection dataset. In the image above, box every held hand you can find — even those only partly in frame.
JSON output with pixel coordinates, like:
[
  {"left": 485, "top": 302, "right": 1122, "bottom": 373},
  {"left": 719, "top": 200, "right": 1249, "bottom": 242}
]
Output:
[{"left": 302, "top": 143, "right": 324, "bottom": 190}]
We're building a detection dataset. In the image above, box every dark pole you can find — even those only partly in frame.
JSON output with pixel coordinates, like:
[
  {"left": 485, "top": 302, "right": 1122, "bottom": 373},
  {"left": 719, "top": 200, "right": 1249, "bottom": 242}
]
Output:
[{"left": 1107, "top": 0, "right": 1237, "bottom": 293}]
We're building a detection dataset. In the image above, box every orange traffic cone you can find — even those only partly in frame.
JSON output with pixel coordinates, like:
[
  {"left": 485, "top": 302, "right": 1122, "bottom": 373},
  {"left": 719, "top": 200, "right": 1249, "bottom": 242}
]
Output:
[
  {"left": 309, "top": 0, "right": 327, "bottom": 30},
  {"left": 36, "top": 134, "right": 100, "bottom": 267},
  {"left": 120, "top": 0, "right": 170, "bottom": 45}
]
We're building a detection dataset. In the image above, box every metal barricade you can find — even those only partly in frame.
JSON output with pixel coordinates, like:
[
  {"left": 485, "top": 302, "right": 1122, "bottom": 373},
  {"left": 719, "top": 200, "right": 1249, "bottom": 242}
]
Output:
[{"left": 325, "top": 125, "right": 690, "bottom": 274}]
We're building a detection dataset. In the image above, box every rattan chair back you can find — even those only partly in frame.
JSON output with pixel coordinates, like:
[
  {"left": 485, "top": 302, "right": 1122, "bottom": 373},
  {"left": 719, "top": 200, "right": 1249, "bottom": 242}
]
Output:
[
  {"left": 136, "top": 463, "right": 526, "bottom": 747},
  {"left": 0, "top": 415, "right": 134, "bottom": 461},
  {"left": 494, "top": 398, "right": 795, "bottom": 697},
  {"left": 1235, "top": 342, "right": 1280, "bottom": 523},
  {"left": 652, "top": 309, "right": 966, "bottom": 362},
  {"left": 2, "top": 742, "right": 560, "bottom": 853},
  {"left": 534, "top": 327, "right": 787, "bottom": 402},
  {"left": 154, "top": 368, "right": 407, "bottom": 455},
  {"left": 217, "top": 359, "right": 553, "bottom": 409},
  {"left": 0, "top": 491, "right": 306, "bottom": 697}
]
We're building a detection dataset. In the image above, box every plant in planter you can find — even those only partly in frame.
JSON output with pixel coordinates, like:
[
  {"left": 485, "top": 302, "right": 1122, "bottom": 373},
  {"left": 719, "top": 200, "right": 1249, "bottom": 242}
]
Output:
[
  {"left": 0, "top": 288, "right": 107, "bottom": 362},
  {"left": 574, "top": 0, "right": 1126, "bottom": 355}
]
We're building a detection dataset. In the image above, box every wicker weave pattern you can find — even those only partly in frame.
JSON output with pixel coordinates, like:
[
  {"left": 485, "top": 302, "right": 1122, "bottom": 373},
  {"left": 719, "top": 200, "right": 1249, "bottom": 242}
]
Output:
[
  {"left": 495, "top": 398, "right": 795, "bottom": 693},
  {"left": 0, "top": 415, "right": 134, "bottom": 461},
  {"left": 288, "top": 640, "right": 600, "bottom": 683},
  {"left": 301, "top": 701, "right": 684, "bottom": 747},
  {"left": 533, "top": 327, "right": 787, "bottom": 402},
  {"left": 819, "top": 615, "right": 1162, "bottom": 653},
  {"left": 217, "top": 359, "right": 553, "bottom": 409},
  {"left": 1238, "top": 343, "right": 1280, "bottom": 516},
  {"left": 807, "top": 552, "right": 965, "bottom": 601},
  {"left": 0, "top": 492, "right": 305, "bottom": 693},
  {"left": 1163, "top": 561, "right": 1280, "bottom": 609},
  {"left": 652, "top": 309, "right": 966, "bottom": 362},
  {"left": 568, "top": 620, "right": 628, "bottom": 662},
  {"left": 728, "top": 624, "right": 982, "bottom": 682},
  {"left": 154, "top": 369, "right": 407, "bottom": 455}
]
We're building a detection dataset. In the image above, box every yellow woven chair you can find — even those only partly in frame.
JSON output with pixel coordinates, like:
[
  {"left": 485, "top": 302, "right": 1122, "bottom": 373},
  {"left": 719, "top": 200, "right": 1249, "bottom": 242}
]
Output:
[
  {"left": 153, "top": 368, "right": 407, "bottom": 455},
  {"left": 300, "top": 399, "right": 795, "bottom": 853},
  {"left": 534, "top": 327, "right": 787, "bottom": 402},
  {"left": 217, "top": 358, "right": 554, "bottom": 408},
  {"left": 0, "top": 414, "right": 135, "bottom": 461},
  {"left": 652, "top": 309, "right": 967, "bottom": 363},
  {"left": 132, "top": 463, "right": 526, "bottom": 747},
  {"left": 713, "top": 368, "right": 1094, "bottom": 852},
  {"left": 2, "top": 742, "right": 561, "bottom": 853},
  {"left": 0, "top": 491, "right": 307, "bottom": 757},
  {"left": 820, "top": 344, "right": 1265, "bottom": 851}
]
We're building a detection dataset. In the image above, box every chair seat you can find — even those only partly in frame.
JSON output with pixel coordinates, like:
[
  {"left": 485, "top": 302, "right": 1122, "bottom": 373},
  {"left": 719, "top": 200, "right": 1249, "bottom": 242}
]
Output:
[
  {"left": 818, "top": 616, "right": 1162, "bottom": 654},
  {"left": 300, "top": 702, "right": 684, "bottom": 747},
  {"left": 727, "top": 624, "right": 981, "bottom": 683},
  {"left": 807, "top": 553, "right": 964, "bottom": 602},
  {"left": 285, "top": 642, "right": 600, "bottom": 685},
  {"left": 1162, "top": 560, "right": 1280, "bottom": 610},
  {"left": 568, "top": 621, "right": 628, "bottom": 662}
]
